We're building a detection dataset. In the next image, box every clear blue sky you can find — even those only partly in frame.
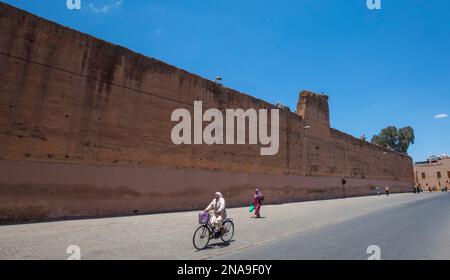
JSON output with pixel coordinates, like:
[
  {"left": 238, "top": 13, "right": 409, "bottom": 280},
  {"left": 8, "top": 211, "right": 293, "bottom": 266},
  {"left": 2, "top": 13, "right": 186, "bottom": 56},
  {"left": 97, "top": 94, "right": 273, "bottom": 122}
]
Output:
[{"left": 3, "top": 0, "right": 449, "bottom": 161}]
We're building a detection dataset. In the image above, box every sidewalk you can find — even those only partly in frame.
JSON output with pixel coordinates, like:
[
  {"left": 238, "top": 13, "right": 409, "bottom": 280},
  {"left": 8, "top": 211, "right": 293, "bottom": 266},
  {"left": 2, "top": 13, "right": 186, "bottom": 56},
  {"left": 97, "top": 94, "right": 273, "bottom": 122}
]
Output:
[{"left": 0, "top": 193, "right": 442, "bottom": 260}]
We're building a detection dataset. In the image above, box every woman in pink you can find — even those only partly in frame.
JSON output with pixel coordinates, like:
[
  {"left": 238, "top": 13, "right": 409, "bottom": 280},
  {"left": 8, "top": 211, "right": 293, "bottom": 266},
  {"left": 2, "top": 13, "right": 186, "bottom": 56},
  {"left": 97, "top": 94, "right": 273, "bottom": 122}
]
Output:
[{"left": 252, "top": 189, "right": 264, "bottom": 218}]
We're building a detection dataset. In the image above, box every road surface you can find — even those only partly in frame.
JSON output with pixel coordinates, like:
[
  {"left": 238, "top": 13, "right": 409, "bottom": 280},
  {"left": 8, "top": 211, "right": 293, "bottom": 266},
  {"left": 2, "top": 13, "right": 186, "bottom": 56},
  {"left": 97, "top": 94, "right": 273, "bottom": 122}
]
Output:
[
  {"left": 215, "top": 192, "right": 450, "bottom": 260},
  {"left": 0, "top": 192, "right": 448, "bottom": 260}
]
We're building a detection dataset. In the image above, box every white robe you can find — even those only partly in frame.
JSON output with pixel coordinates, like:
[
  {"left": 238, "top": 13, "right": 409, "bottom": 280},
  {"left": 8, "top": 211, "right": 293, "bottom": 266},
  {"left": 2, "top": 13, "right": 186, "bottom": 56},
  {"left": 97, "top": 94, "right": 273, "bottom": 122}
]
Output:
[{"left": 205, "top": 197, "right": 227, "bottom": 228}]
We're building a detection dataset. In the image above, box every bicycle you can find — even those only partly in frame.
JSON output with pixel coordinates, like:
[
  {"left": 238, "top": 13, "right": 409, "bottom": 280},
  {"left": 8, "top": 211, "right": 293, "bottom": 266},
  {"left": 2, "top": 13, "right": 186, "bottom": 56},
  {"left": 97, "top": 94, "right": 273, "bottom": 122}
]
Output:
[{"left": 192, "top": 212, "right": 234, "bottom": 250}]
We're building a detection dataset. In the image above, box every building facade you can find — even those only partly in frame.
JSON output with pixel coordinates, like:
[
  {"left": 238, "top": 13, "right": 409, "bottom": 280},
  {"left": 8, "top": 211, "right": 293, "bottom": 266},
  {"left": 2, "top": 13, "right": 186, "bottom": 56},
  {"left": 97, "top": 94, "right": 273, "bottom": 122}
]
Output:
[{"left": 415, "top": 156, "right": 450, "bottom": 191}]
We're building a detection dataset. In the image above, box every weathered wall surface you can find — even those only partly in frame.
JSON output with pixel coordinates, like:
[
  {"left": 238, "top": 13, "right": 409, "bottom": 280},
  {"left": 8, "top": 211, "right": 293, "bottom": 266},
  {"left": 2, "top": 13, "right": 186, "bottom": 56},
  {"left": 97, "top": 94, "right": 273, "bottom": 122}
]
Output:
[{"left": 0, "top": 3, "right": 414, "bottom": 223}]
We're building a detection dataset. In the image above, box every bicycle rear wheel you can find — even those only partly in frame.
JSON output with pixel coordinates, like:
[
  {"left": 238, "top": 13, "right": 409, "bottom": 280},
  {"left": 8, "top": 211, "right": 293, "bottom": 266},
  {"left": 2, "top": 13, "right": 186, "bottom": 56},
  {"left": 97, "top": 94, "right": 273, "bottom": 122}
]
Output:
[
  {"left": 193, "top": 225, "right": 210, "bottom": 250},
  {"left": 220, "top": 220, "right": 234, "bottom": 243}
]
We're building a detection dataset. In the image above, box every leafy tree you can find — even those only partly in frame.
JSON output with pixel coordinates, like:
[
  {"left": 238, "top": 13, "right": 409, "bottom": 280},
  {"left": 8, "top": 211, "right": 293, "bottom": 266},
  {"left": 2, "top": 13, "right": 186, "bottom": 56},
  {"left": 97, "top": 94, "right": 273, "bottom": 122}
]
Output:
[
  {"left": 397, "top": 126, "right": 415, "bottom": 153},
  {"left": 371, "top": 126, "right": 415, "bottom": 154}
]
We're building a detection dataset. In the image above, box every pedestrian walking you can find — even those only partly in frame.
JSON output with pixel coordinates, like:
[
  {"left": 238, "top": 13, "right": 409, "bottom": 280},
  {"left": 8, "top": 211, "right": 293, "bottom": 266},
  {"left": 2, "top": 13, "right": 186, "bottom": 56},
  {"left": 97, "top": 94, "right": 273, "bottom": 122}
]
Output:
[
  {"left": 376, "top": 186, "right": 381, "bottom": 196},
  {"left": 252, "top": 189, "right": 264, "bottom": 218}
]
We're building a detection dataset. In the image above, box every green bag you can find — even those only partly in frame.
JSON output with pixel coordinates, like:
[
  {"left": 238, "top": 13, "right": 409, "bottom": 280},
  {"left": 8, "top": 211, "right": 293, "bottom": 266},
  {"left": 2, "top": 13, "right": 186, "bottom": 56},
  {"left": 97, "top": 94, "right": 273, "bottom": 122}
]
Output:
[{"left": 249, "top": 205, "right": 255, "bottom": 212}]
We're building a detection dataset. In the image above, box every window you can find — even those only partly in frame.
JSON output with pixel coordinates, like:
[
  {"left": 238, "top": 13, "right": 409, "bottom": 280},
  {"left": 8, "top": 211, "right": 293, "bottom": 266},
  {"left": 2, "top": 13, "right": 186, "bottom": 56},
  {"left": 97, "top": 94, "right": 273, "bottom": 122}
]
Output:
[
  {"left": 421, "top": 173, "right": 426, "bottom": 179},
  {"left": 437, "top": 172, "right": 442, "bottom": 179},
  {"left": 447, "top": 171, "right": 450, "bottom": 178}
]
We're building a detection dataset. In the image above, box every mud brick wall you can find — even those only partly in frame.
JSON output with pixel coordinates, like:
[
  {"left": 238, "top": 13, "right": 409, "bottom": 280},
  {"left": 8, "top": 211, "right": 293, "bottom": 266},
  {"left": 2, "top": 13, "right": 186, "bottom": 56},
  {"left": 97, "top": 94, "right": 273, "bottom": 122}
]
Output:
[{"left": 0, "top": 2, "right": 414, "bottom": 223}]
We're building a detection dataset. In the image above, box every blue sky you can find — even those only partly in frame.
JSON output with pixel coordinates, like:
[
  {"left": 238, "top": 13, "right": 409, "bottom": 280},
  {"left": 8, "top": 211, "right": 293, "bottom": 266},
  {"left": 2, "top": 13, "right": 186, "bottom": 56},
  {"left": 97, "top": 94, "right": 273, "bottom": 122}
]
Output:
[{"left": 3, "top": 0, "right": 449, "bottom": 161}]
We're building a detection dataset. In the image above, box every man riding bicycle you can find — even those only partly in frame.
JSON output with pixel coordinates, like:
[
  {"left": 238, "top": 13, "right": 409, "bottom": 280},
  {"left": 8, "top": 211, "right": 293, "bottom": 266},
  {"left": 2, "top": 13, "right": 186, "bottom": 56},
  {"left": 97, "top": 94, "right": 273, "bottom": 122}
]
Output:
[{"left": 204, "top": 192, "right": 227, "bottom": 237}]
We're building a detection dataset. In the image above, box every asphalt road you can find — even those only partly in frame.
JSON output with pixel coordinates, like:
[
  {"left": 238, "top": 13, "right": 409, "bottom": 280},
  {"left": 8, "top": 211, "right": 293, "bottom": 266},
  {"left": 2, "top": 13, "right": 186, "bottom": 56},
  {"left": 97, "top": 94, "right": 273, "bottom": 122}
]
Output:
[
  {"left": 215, "top": 192, "right": 450, "bottom": 260},
  {"left": 1, "top": 192, "right": 448, "bottom": 259}
]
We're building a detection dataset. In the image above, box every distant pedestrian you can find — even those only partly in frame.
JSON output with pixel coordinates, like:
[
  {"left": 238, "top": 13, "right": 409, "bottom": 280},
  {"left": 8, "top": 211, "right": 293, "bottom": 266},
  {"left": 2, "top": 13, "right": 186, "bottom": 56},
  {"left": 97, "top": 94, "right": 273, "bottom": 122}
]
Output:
[
  {"left": 376, "top": 186, "right": 381, "bottom": 196},
  {"left": 385, "top": 186, "right": 390, "bottom": 196},
  {"left": 252, "top": 189, "right": 264, "bottom": 218}
]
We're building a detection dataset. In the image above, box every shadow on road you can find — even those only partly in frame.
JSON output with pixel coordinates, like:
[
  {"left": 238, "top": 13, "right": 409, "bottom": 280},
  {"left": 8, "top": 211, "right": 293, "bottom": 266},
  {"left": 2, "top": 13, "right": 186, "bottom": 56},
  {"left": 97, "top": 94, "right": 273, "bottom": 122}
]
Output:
[{"left": 199, "top": 240, "right": 236, "bottom": 251}]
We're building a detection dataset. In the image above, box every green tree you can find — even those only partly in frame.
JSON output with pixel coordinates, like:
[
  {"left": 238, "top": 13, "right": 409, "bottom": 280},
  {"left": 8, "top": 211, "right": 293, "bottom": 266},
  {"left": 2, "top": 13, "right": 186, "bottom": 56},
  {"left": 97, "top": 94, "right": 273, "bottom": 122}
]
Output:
[
  {"left": 397, "top": 126, "right": 415, "bottom": 153},
  {"left": 371, "top": 126, "right": 415, "bottom": 154}
]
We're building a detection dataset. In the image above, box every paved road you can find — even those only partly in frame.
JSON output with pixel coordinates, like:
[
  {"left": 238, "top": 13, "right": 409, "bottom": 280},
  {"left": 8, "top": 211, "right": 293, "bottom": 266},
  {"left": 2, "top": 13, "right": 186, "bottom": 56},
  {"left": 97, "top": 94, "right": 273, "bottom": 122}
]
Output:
[
  {"left": 215, "top": 192, "right": 450, "bottom": 260},
  {"left": 0, "top": 192, "right": 448, "bottom": 259}
]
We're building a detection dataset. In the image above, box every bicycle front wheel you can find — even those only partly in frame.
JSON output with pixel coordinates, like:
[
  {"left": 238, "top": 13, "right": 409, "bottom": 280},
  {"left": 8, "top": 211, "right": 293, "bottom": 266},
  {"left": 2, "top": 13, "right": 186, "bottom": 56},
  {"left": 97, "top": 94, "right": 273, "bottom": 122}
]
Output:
[{"left": 193, "top": 225, "right": 210, "bottom": 250}]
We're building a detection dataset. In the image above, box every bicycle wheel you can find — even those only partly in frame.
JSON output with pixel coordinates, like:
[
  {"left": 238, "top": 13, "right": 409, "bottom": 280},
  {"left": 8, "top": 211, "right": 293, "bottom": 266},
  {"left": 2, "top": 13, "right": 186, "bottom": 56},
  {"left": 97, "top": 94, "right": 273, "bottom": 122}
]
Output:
[
  {"left": 193, "top": 225, "right": 210, "bottom": 250},
  {"left": 220, "top": 220, "right": 234, "bottom": 243}
]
